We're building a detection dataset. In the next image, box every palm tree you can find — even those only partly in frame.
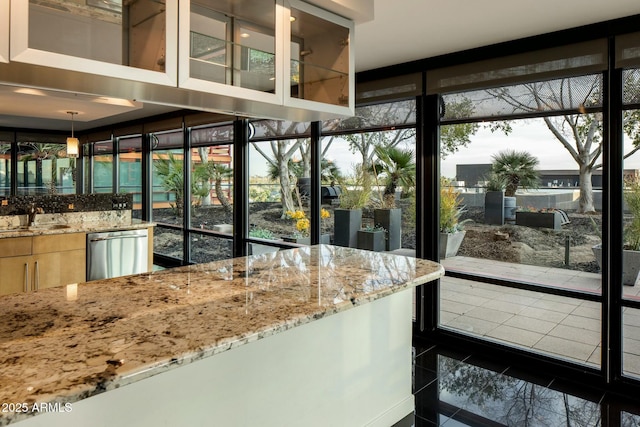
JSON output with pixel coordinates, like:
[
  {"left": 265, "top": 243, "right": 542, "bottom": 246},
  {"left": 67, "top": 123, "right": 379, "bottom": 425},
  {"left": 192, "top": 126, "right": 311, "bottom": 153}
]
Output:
[
  {"left": 207, "top": 163, "right": 233, "bottom": 212},
  {"left": 154, "top": 152, "right": 185, "bottom": 216},
  {"left": 490, "top": 150, "right": 540, "bottom": 197},
  {"left": 370, "top": 145, "right": 416, "bottom": 207}
]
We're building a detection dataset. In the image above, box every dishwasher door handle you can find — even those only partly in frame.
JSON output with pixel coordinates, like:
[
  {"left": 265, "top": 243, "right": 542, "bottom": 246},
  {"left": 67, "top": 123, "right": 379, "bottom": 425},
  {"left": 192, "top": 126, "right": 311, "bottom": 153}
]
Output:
[{"left": 89, "top": 235, "right": 147, "bottom": 243}]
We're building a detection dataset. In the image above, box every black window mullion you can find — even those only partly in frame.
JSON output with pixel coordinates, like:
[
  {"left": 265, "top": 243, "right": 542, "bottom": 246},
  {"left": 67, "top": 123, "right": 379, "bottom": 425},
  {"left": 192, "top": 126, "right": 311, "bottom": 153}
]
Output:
[
  {"left": 604, "top": 37, "right": 625, "bottom": 384},
  {"left": 310, "top": 121, "right": 321, "bottom": 245},
  {"left": 233, "top": 119, "right": 249, "bottom": 258},
  {"left": 183, "top": 125, "right": 191, "bottom": 265}
]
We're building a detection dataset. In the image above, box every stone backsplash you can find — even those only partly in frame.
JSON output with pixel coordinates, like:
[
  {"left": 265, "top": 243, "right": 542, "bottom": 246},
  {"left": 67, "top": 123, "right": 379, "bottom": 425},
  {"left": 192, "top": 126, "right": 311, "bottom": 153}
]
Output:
[{"left": 0, "top": 194, "right": 133, "bottom": 216}]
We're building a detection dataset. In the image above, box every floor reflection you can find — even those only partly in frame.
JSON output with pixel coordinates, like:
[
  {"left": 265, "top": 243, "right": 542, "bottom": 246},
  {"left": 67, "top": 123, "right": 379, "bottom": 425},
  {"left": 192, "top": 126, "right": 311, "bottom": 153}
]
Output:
[{"left": 398, "top": 343, "right": 640, "bottom": 426}]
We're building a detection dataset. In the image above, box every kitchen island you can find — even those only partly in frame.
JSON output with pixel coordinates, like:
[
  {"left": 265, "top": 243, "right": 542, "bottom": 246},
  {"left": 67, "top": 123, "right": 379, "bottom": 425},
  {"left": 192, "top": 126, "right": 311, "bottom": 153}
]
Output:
[{"left": 0, "top": 245, "right": 443, "bottom": 426}]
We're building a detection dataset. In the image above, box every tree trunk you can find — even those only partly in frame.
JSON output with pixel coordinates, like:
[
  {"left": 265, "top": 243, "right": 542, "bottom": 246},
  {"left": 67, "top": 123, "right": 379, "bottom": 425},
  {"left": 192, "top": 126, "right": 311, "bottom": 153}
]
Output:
[
  {"left": 215, "top": 178, "right": 232, "bottom": 212},
  {"left": 278, "top": 158, "right": 296, "bottom": 216},
  {"left": 198, "top": 147, "right": 212, "bottom": 206},
  {"left": 578, "top": 166, "right": 595, "bottom": 213}
]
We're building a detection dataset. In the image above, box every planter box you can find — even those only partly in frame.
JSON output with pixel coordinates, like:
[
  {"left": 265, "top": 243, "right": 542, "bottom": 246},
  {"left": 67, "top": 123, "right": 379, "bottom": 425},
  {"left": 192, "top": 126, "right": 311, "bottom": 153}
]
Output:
[
  {"left": 374, "top": 208, "right": 401, "bottom": 251},
  {"left": 333, "top": 209, "right": 362, "bottom": 248},
  {"left": 592, "top": 244, "right": 640, "bottom": 286},
  {"left": 282, "top": 234, "right": 331, "bottom": 245},
  {"left": 439, "top": 231, "right": 466, "bottom": 259},
  {"left": 249, "top": 243, "right": 279, "bottom": 256},
  {"left": 484, "top": 191, "right": 505, "bottom": 225},
  {"left": 357, "top": 230, "right": 386, "bottom": 252},
  {"left": 516, "top": 211, "right": 563, "bottom": 230}
]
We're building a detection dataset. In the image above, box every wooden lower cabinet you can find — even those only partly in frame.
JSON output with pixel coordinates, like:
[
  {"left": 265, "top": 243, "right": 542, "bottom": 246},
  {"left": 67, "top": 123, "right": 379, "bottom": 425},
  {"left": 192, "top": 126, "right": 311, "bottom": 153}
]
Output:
[
  {"left": 0, "top": 233, "right": 86, "bottom": 295},
  {"left": 0, "top": 255, "right": 33, "bottom": 295}
]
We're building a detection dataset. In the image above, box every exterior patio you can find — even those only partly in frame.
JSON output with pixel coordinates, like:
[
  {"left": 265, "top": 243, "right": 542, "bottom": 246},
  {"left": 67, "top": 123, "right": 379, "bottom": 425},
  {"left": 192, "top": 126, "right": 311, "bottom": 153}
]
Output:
[{"left": 394, "top": 247, "right": 640, "bottom": 378}]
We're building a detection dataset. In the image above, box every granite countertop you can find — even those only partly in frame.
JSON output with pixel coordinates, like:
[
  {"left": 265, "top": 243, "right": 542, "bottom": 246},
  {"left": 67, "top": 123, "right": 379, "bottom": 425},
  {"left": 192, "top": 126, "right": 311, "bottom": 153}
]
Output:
[
  {"left": 0, "top": 211, "right": 154, "bottom": 239},
  {"left": 0, "top": 245, "right": 443, "bottom": 425}
]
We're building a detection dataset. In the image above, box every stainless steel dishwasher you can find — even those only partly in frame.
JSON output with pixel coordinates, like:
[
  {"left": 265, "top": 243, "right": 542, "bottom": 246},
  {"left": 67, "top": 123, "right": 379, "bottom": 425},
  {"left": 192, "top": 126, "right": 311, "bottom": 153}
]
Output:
[{"left": 87, "top": 229, "right": 149, "bottom": 281}]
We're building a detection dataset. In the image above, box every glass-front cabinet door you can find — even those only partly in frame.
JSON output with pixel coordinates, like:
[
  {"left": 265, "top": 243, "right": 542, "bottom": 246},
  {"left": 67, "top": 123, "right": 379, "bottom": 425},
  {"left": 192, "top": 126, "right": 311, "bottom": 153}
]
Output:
[
  {"left": 285, "top": 0, "right": 353, "bottom": 115},
  {"left": 9, "top": 0, "right": 177, "bottom": 85},
  {"left": 179, "top": 0, "right": 281, "bottom": 104}
]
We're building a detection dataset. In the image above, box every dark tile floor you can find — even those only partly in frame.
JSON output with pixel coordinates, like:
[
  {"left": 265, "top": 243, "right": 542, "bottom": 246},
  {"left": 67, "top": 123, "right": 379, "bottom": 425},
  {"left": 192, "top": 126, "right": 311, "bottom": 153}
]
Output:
[{"left": 393, "top": 342, "right": 640, "bottom": 427}]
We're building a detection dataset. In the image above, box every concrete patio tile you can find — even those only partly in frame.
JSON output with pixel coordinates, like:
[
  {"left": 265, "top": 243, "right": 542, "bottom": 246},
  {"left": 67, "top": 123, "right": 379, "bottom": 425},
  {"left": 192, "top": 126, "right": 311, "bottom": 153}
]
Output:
[
  {"left": 579, "top": 300, "right": 601, "bottom": 309},
  {"left": 463, "top": 287, "right": 505, "bottom": 300},
  {"left": 485, "top": 325, "right": 544, "bottom": 347},
  {"left": 624, "top": 324, "right": 640, "bottom": 340},
  {"left": 504, "top": 315, "right": 557, "bottom": 335},
  {"left": 623, "top": 337, "right": 640, "bottom": 356},
  {"left": 560, "top": 315, "right": 601, "bottom": 332},
  {"left": 624, "top": 310, "right": 640, "bottom": 327},
  {"left": 481, "top": 299, "right": 529, "bottom": 315},
  {"left": 518, "top": 306, "right": 569, "bottom": 324},
  {"left": 548, "top": 324, "right": 601, "bottom": 346},
  {"left": 444, "top": 293, "right": 490, "bottom": 307},
  {"left": 442, "top": 316, "right": 499, "bottom": 336},
  {"left": 533, "top": 335, "right": 596, "bottom": 362},
  {"left": 494, "top": 293, "right": 541, "bottom": 306},
  {"left": 538, "top": 293, "right": 581, "bottom": 304},
  {"left": 587, "top": 346, "right": 602, "bottom": 367},
  {"left": 439, "top": 311, "right": 459, "bottom": 326},
  {"left": 531, "top": 299, "right": 580, "bottom": 314},
  {"left": 623, "top": 353, "right": 640, "bottom": 378},
  {"left": 572, "top": 305, "right": 601, "bottom": 319},
  {"left": 465, "top": 306, "right": 514, "bottom": 324},
  {"left": 440, "top": 300, "right": 476, "bottom": 315}
]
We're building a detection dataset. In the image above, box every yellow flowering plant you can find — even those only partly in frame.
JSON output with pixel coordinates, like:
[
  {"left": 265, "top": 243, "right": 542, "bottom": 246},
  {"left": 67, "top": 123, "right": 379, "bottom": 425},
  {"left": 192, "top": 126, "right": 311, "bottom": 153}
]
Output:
[{"left": 285, "top": 209, "right": 331, "bottom": 238}]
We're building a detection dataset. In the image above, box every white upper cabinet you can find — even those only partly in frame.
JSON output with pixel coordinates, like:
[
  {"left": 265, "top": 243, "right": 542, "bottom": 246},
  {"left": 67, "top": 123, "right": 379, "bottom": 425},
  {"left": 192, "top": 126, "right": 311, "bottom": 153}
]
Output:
[
  {"left": 178, "top": 0, "right": 283, "bottom": 105},
  {"left": 285, "top": 0, "right": 354, "bottom": 115},
  {"left": 0, "top": 1, "right": 8, "bottom": 63},
  {"left": 178, "top": 0, "right": 353, "bottom": 116},
  {"left": 9, "top": 0, "right": 178, "bottom": 86}
]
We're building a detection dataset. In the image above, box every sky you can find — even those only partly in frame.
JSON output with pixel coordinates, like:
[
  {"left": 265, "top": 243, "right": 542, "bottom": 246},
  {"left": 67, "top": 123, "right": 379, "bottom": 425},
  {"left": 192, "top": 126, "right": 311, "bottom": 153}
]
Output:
[{"left": 248, "top": 117, "right": 640, "bottom": 181}]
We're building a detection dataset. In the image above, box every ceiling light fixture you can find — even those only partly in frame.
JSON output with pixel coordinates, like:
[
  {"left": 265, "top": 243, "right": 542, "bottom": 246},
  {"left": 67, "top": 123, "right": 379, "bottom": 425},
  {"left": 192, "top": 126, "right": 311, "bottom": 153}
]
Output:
[{"left": 66, "top": 111, "right": 79, "bottom": 158}]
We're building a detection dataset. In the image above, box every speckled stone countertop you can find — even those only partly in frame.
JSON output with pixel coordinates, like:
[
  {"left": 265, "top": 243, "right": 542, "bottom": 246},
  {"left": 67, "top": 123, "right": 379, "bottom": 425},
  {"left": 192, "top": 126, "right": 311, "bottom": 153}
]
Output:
[
  {"left": 0, "top": 211, "right": 153, "bottom": 238},
  {"left": 0, "top": 245, "right": 443, "bottom": 425}
]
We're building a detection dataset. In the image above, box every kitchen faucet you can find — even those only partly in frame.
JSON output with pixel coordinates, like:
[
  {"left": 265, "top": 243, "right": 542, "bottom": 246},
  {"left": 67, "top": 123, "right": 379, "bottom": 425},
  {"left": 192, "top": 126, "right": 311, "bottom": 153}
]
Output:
[{"left": 27, "top": 203, "right": 44, "bottom": 226}]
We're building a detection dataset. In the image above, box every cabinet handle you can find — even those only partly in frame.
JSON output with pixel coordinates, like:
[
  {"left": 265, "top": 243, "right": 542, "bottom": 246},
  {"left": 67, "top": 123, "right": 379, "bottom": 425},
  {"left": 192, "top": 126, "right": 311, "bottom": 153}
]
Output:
[
  {"left": 24, "top": 263, "right": 29, "bottom": 293},
  {"left": 34, "top": 261, "right": 39, "bottom": 291}
]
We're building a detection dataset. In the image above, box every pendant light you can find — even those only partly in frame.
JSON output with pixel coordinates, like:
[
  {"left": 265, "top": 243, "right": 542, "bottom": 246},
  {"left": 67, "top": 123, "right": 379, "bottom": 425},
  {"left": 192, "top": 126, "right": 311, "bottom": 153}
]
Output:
[{"left": 66, "top": 111, "right": 79, "bottom": 158}]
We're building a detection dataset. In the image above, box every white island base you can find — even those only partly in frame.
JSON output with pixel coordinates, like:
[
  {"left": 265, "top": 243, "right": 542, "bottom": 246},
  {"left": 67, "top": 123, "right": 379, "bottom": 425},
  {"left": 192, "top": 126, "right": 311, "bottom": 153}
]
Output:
[{"left": 16, "top": 289, "right": 414, "bottom": 427}]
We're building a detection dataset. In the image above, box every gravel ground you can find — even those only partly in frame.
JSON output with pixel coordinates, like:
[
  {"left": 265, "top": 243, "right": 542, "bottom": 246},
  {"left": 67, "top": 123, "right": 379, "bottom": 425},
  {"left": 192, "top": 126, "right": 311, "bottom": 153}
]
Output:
[{"left": 153, "top": 203, "right": 601, "bottom": 272}]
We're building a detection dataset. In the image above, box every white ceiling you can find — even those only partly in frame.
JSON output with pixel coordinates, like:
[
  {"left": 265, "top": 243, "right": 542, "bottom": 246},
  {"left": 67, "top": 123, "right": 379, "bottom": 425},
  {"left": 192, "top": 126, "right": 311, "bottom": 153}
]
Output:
[
  {"left": 355, "top": 0, "right": 640, "bottom": 72},
  {"left": 3, "top": 0, "right": 640, "bottom": 132}
]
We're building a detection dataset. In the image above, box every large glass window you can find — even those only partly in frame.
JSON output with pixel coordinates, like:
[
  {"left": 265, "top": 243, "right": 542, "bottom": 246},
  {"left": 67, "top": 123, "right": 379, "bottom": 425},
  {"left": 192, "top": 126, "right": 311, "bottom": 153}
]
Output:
[
  {"left": 248, "top": 120, "right": 312, "bottom": 248},
  {"left": 0, "top": 141, "right": 9, "bottom": 196},
  {"left": 437, "top": 74, "right": 604, "bottom": 368},
  {"left": 92, "top": 140, "right": 114, "bottom": 193},
  {"left": 190, "top": 123, "right": 234, "bottom": 234},
  {"left": 117, "top": 136, "right": 142, "bottom": 218},
  {"left": 321, "top": 100, "right": 417, "bottom": 251},
  {"left": 622, "top": 66, "right": 640, "bottom": 378},
  {"left": 151, "top": 130, "right": 184, "bottom": 226},
  {"left": 17, "top": 137, "right": 74, "bottom": 195}
]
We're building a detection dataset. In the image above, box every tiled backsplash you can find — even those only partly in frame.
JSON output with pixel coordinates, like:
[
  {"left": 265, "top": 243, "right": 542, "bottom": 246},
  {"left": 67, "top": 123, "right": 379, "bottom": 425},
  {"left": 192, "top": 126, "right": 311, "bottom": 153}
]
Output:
[{"left": 0, "top": 194, "right": 133, "bottom": 216}]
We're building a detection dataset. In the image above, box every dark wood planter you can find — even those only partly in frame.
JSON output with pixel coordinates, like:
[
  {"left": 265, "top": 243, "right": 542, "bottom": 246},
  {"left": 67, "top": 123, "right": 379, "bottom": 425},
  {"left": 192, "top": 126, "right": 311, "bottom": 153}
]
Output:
[
  {"left": 374, "top": 208, "right": 401, "bottom": 251},
  {"left": 333, "top": 209, "right": 362, "bottom": 248},
  {"left": 516, "top": 211, "right": 562, "bottom": 230},
  {"left": 357, "top": 230, "right": 386, "bottom": 252}
]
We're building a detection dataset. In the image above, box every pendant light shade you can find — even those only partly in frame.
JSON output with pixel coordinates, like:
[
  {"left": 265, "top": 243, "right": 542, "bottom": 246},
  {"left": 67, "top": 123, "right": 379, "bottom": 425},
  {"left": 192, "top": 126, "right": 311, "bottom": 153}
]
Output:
[{"left": 66, "top": 111, "right": 79, "bottom": 158}]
